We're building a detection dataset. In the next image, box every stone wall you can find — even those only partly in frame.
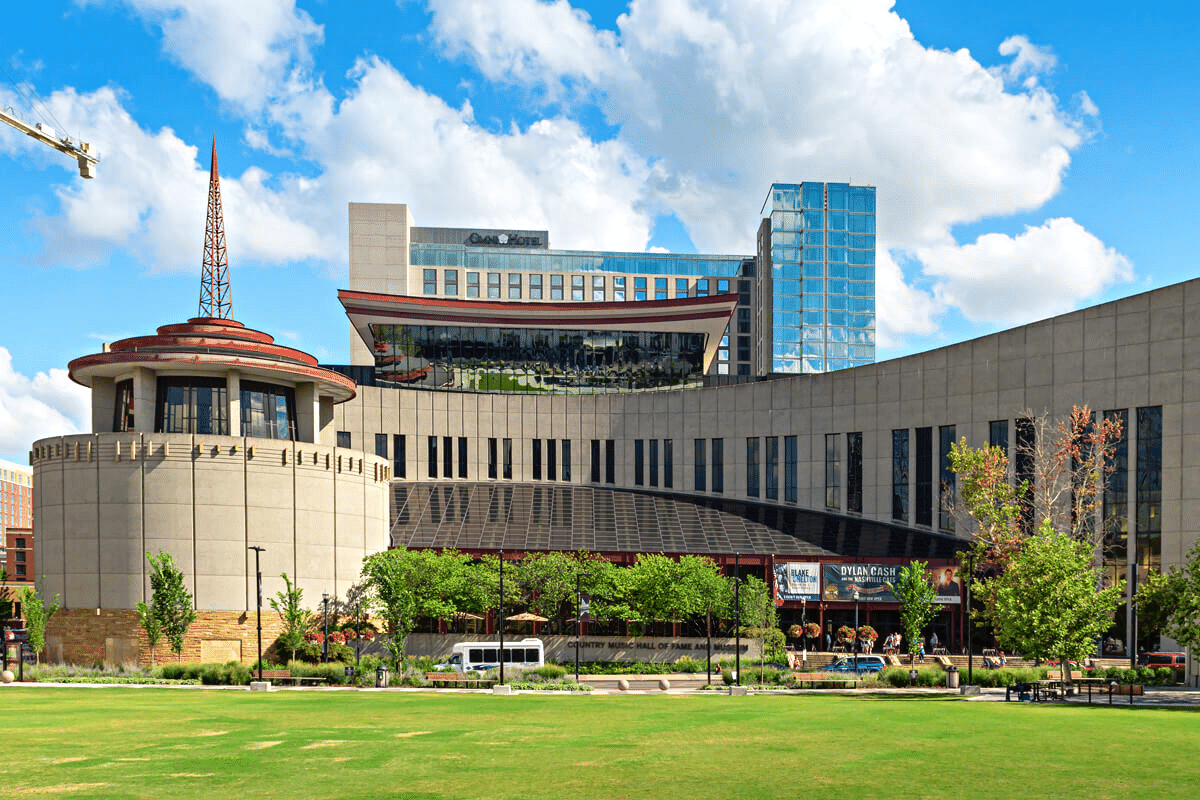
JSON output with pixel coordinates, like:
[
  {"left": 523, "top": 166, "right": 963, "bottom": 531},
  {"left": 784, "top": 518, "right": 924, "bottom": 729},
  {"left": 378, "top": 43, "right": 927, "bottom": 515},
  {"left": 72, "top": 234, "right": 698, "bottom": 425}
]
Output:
[{"left": 407, "top": 633, "right": 761, "bottom": 663}]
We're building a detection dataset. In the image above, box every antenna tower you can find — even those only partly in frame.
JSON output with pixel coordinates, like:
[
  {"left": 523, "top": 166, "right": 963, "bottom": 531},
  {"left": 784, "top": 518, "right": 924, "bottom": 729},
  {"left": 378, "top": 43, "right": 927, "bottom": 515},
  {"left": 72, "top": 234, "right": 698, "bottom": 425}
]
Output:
[{"left": 198, "top": 137, "right": 232, "bottom": 319}]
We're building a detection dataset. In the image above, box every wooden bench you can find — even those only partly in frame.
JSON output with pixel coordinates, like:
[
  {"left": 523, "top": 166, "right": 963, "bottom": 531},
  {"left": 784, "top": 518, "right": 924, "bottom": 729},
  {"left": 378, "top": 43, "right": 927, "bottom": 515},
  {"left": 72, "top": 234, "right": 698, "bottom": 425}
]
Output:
[
  {"left": 425, "top": 672, "right": 493, "bottom": 688},
  {"left": 257, "top": 669, "right": 327, "bottom": 686},
  {"left": 790, "top": 676, "right": 859, "bottom": 689},
  {"left": 1045, "top": 670, "right": 1084, "bottom": 681}
]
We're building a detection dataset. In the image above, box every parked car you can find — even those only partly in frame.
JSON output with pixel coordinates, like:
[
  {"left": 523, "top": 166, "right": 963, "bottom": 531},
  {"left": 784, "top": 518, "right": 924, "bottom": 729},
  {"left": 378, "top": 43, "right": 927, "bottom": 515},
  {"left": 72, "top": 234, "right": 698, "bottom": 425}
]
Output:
[
  {"left": 1139, "top": 652, "right": 1186, "bottom": 670},
  {"left": 825, "top": 655, "right": 887, "bottom": 674}
]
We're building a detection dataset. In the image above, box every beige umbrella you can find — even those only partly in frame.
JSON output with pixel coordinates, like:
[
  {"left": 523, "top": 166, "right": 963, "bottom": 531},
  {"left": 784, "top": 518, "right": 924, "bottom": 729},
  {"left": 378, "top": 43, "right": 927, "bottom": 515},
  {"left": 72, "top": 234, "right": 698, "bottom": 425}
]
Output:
[
  {"left": 450, "top": 612, "right": 484, "bottom": 620},
  {"left": 506, "top": 612, "right": 549, "bottom": 622}
]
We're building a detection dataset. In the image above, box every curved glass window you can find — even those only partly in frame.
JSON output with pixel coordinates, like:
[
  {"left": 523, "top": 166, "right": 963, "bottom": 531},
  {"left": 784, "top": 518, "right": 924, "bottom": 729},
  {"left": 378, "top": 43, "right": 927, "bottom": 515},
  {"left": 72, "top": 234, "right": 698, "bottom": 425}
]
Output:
[
  {"left": 156, "top": 377, "right": 228, "bottom": 435},
  {"left": 113, "top": 379, "right": 135, "bottom": 432},
  {"left": 241, "top": 381, "right": 297, "bottom": 440}
]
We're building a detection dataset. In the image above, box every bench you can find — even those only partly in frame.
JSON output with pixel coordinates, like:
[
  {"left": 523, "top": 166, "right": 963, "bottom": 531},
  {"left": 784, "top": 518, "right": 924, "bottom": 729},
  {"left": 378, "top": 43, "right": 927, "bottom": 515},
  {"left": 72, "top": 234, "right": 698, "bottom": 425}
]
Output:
[
  {"left": 1045, "top": 670, "right": 1084, "bottom": 682},
  {"left": 257, "top": 669, "right": 327, "bottom": 686},
  {"left": 790, "top": 676, "right": 859, "bottom": 689},
  {"left": 425, "top": 672, "right": 494, "bottom": 688}
]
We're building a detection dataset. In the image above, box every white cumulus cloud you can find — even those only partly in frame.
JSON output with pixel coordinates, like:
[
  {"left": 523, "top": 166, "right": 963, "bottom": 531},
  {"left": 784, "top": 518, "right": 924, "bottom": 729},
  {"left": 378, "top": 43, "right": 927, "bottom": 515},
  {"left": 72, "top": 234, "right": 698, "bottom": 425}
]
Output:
[{"left": 0, "top": 347, "right": 90, "bottom": 462}]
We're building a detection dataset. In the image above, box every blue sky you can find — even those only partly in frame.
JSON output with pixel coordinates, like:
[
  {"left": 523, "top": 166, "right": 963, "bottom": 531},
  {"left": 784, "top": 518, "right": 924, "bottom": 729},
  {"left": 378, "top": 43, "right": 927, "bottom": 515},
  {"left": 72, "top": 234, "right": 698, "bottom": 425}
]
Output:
[{"left": 1, "top": 0, "right": 1197, "bottom": 462}]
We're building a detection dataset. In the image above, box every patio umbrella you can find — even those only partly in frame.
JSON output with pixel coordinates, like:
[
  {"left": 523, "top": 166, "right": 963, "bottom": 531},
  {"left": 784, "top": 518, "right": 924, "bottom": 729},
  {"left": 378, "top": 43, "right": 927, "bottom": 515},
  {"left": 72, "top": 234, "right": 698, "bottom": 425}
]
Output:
[{"left": 506, "top": 612, "right": 549, "bottom": 622}]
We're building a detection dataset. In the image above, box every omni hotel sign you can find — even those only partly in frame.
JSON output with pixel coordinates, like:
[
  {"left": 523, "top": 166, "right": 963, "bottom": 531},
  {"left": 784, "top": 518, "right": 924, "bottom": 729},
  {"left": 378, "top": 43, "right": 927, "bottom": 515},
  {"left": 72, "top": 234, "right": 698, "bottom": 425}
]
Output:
[{"left": 466, "top": 231, "right": 544, "bottom": 247}]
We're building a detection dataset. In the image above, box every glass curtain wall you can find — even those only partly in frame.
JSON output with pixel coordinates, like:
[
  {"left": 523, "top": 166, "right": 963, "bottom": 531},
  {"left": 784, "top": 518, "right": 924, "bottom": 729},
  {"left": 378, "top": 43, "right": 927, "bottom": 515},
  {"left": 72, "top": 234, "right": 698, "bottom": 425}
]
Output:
[{"left": 156, "top": 377, "right": 228, "bottom": 435}]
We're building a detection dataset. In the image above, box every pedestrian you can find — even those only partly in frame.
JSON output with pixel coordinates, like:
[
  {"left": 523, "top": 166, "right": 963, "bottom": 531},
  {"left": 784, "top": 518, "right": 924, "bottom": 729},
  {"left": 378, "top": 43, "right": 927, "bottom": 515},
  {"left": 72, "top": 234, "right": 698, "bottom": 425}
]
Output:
[
  {"left": 824, "top": 632, "right": 832, "bottom": 652},
  {"left": 930, "top": 632, "right": 939, "bottom": 652}
]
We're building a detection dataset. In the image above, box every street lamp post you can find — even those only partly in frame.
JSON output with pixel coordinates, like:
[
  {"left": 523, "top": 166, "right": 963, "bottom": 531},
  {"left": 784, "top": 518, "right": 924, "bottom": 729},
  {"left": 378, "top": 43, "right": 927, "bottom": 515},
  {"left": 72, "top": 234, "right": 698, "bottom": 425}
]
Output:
[
  {"left": 801, "top": 597, "right": 808, "bottom": 667},
  {"left": 355, "top": 601, "right": 362, "bottom": 669},
  {"left": 498, "top": 549, "right": 505, "bottom": 687},
  {"left": 248, "top": 546, "right": 265, "bottom": 682},
  {"left": 734, "top": 552, "right": 741, "bottom": 686},
  {"left": 853, "top": 590, "right": 860, "bottom": 674},
  {"left": 575, "top": 572, "right": 590, "bottom": 682},
  {"left": 322, "top": 594, "right": 330, "bottom": 664},
  {"left": 965, "top": 552, "right": 974, "bottom": 686}
]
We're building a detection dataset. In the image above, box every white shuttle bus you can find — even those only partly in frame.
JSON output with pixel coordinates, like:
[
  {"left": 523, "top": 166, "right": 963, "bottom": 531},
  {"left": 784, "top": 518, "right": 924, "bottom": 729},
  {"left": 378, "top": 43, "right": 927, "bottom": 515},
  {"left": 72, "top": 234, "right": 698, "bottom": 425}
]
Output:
[{"left": 439, "top": 638, "right": 545, "bottom": 673}]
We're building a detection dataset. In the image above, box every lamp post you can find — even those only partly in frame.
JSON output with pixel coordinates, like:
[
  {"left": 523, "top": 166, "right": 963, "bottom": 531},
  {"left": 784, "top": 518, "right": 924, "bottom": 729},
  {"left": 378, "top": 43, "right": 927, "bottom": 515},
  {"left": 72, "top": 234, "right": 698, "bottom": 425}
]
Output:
[
  {"left": 322, "top": 593, "right": 330, "bottom": 664},
  {"left": 498, "top": 549, "right": 505, "bottom": 687},
  {"left": 248, "top": 546, "right": 265, "bottom": 682},
  {"left": 965, "top": 552, "right": 974, "bottom": 686},
  {"left": 801, "top": 596, "right": 808, "bottom": 667},
  {"left": 575, "top": 572, "right": 589, "bottom": 682},
  {"left": 355, "top": 601, "right": 362, "bottom": 669},
  {"left": 853, "top": 590, "right": 860, "bottom": 675},
  {"left": 734, "top": 552, "right": 741, "bottom": 686}
]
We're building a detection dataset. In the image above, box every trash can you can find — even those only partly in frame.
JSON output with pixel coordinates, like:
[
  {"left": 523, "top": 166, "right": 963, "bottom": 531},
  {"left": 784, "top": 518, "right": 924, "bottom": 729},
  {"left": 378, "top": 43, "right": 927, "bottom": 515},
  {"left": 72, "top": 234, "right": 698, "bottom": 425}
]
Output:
[
  {"left": 946, "top": 665, "right": 960, "bottom": 689},
  {"left": 376, "top": 666, "right": 390, "bottom": 688}
]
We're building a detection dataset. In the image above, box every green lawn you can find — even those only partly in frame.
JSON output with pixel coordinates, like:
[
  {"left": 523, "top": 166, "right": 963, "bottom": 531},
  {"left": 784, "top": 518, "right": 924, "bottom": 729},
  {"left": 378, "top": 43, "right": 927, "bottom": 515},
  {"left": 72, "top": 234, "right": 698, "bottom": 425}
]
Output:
[{"left": 3, "top": 688, "right": 1198, "bottom": 799}]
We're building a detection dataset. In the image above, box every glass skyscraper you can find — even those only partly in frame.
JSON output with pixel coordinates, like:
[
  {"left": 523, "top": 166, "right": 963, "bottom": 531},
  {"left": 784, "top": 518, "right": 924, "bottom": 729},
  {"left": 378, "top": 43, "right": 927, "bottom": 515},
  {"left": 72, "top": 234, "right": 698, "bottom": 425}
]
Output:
[{"left": 760, "top": 182, "right": 876, "bottom": 374}]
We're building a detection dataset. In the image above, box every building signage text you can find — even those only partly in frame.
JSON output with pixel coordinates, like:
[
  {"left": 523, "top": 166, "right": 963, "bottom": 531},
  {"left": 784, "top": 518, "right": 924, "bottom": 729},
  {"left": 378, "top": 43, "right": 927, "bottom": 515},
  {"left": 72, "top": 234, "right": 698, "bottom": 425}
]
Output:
[{"left": 466, "top": 232, "right": 543, "bottom": 247}]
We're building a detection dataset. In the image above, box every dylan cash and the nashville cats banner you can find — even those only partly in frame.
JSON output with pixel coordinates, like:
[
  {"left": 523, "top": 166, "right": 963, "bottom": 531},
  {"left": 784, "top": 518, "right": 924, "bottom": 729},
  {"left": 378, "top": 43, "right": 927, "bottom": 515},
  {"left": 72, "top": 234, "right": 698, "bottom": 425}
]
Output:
[
  {"left": 773, "top": 562, "right": 821, "bottom": 602},
  {"left": 821, "top": 563, "right": 901, "bottom": 602}
]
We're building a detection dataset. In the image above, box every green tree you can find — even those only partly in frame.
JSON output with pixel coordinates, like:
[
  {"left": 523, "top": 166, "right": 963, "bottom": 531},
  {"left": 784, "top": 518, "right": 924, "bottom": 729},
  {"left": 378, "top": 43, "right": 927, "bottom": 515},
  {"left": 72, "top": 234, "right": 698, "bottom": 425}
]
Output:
[
  {"left": 621, "top": 554, "right": 728, "bottom": 632},
  {"left": 360, "top": 547, "right": 479, "bottom": 669},
  {"left": 887, "top": 561, "right": 941, "bottom": 667},
  {"left": 984, "top": 523, "right": 1124, "bottom": 689},
  {"left": 145, "top": 551, "right": 197, "bottom": 664},
  {"left": 269, "top": 572, "right": 313, "bottom": 664},
  {"left": 19, "top": 582, "right": 60, "bottom": 665},
  {"left": 517, "top": 551, "right": 586, "bottom": 622},
  {"left": 135, "top": 600, "right": 162, "bottom": 666},
  {"left": 1135, "top": 541, "right": 1200, "bottom": 659}
]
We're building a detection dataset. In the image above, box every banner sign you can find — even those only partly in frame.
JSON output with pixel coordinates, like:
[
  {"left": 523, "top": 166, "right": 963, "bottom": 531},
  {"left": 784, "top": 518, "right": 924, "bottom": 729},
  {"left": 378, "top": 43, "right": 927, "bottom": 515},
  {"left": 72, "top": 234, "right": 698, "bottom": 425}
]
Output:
[
  {"left": 929, "top": 565, "right": 962, "bottom": 604},
  {"left": 821, "top": 563, "right": 900, "bottom": 602},
  {"left": 773, "top": 562, "right": 821, "bottom": 602}
]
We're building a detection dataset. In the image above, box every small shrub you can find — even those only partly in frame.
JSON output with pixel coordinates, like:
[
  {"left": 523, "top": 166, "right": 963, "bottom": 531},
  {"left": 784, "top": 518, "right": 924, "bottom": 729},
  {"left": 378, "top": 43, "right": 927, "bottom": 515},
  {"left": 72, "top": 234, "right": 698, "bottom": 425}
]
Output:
[
  {"left": 1155, "top": 667, "right": 1176, "bottom": 685},
  {"left": 527, "top": 664, "right": 568, "bottom": 680},
  {"left": 721, "top": 667, "right": 735, "bottom": 686}
]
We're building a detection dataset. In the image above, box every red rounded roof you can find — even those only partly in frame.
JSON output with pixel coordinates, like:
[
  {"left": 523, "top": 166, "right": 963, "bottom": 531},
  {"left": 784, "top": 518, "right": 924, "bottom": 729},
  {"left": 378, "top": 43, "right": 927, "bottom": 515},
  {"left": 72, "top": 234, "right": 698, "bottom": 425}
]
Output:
[{"left": 69, "top": 317, "right": 356, "bottom": 402}]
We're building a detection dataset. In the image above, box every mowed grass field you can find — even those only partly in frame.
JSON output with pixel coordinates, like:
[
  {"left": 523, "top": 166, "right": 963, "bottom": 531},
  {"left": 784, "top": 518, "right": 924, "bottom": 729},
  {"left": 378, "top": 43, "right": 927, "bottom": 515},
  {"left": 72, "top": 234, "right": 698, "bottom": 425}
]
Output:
[{"left": 4, "top": 687, "right": 1199, "bottom": 799}]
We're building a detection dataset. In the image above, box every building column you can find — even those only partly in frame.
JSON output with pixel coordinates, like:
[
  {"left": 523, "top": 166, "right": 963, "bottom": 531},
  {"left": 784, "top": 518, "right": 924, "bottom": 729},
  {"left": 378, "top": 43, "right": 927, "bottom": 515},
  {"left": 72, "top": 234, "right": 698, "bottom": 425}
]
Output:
[
  {"left": 132, "top": 367, "right": 156, "bottom": 433},
  {"left": 226, "top": 370, "right": 241, "bottom": 437},
  {"left": 296, "top": 382, "right": 319, "bottom": 443}
]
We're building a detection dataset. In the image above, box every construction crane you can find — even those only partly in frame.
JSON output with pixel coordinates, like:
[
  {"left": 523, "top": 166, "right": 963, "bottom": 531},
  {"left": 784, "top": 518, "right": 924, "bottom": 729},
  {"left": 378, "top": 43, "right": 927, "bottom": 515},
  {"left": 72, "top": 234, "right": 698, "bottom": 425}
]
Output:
[{"left": 1, "top": 106, "right": 97, "bottom": 178}]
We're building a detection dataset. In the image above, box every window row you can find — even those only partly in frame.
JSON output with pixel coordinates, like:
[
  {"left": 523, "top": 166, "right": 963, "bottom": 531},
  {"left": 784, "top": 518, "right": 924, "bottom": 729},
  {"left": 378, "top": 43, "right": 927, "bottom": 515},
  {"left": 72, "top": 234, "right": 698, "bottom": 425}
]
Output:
[{"left": 422, "top": 269, "right": 722, "bottom": 301}]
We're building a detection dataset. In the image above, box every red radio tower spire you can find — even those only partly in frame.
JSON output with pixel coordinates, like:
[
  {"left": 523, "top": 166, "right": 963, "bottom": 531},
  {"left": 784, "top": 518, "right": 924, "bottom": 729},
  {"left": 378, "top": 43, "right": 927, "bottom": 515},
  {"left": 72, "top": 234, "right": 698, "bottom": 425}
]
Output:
[{"left": 198, "top": 137, "right": 232, "bottom": 319}]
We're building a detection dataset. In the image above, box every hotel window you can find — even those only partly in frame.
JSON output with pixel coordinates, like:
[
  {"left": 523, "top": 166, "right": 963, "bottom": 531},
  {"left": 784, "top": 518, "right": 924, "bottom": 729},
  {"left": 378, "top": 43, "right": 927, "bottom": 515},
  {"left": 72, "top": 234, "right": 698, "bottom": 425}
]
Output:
[
  {"left": 593, "top": 275, "right": 605, "bottom": 301},
  {"left": 614, "top": 276, "right": 626, "bottom": 302},
  {"left": 444, "top": 269, "right": 458, "bottom": 296},
  {"left": 676, "top": 278, "right": 689, "bottom": 298},
  {"left": 664, "top": 439, "right": 673, "bottom": 488},
  {"left": 694, "top": 439, "right": 706, "bottom": 492},
  {"left": 784, "top": 435, "right": 798, "bottom": 503},
  {"left": 503, "top": 438, "right": 513, "bottom": 480},
  {"left": 488, "top": 438, "right": 498, "bottom": 479},
  {"left": 605, "top": 439, "right": 615, "bottom": 484},
  {"left": 428, "top": 436, "right": 438, "bottom": 478},
  {"left": 487, "top": 272, "right": 501, "bottom": 298},
  {"left": 824, "top": 434, "right": 840, "bottom": 509},
  {"left": 915, "top": 427, "right": 932, "bottom": 526},
  {"left": 590, "top": 439, "right": 601, "bottom": 483},
  {"left": 1137, "top": 406, "right": 1163, "bottom": 576},
  {"left": 847, "top": 432, "right": 862, "bottom": 513},
  {"left": 649, "top": 439, "right": 659, "bottom": 487},
  {"left": 718, "top": 279, "right": 730, "bottom": 293},
  {"left": 562, "top": 439, "right": 571, "bottom": 481},
  {"left": 712, "top": 438, "right": 724, "bottom": 493},
  {"left": 443, "top": 435, "right": 453, "bottom": 478},
  {"left": 737, "top": 308, "right": 751, "bottom": 334},
  {"left": 533, "top": 439, "right": 543, "bottom": 480},
  {"left": 375, "top": 433, "right": 388, "bottom": 459},
  {"left": 113, "top": 379, "right": 135, "bottom": 432},
  {"left": 458, "top": 437, "right": 467, "bottom": 479},
  {"left": 551, "top": 274, "right": 564, "bottom": 300},
  {"left": 337, "top": 431, "right": 351, "bottom": 449},
  {"left": 634, "top": 277, "right": 647, "bottom": 301},
  {"left": 1103, "top": 409, "right": 1129, "bottom": 567},
  {"left": 766, "top": 436, "right": 779, "bottom": 501},
  {"left": 393, "top": 434, "right": 406, "bottom": 479},
  {"left": 939, "top": 425, "right": 955, "bottom": 530},
  {"left": 697, "top": 279, "right": 709, "bottom": 297},
  {"left": 156, "top": 377, "right": 229, "bottom": 435},
  {"left": 746, "top": 437, "right": 760, "bottom": 498},
  {"left": 989, "top": 419, "right": 1008, "bottom": 455},
  {"left": 467, "top": 272, "right": 480, "bottom": 298},
  {"left": 737, "top": 336, "right": 751, "bottom": 362},
  {"left": 547, "top": 439, "right": 557, "bottom": 481},
  {"left": 655, "top": 278, "right": 667, "bottom": 300},
  {"left": 423, "top": 269, "right": 437, "bottom": 295},
  {"left": 571, "top": 274, "right": 585, "bottom": 301},
  {"left": 529, "top": 274, "right": 543, "bottom": 300},
  {"left": 508, "top": 273, "right": 522, "bottom": 299},
  {"left": 892, "top": 429, "right": 909, "bottom": 522},
  {"left": 634, "top": 439, "right": 645, "bottom": 486}
]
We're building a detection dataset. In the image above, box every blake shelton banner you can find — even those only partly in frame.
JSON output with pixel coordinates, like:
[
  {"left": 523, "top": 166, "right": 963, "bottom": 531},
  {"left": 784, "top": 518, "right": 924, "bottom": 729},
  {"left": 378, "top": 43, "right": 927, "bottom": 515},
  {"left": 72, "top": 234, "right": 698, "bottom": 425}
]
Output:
[{"left": 773, "top": 562, "right": 821, "bottom": 603}]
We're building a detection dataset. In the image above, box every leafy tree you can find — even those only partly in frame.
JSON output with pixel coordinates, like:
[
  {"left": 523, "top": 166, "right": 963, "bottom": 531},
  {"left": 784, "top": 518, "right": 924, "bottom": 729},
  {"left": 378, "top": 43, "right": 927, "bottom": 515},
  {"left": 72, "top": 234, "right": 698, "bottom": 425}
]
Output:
[
  {"left": 728, "top": 575, "right": 780, "bottom": 682},
  {"left": 269, "top": 572, "right": 313, "bottom": 664},
  {"left": 517, "top": 551, "right": 587, "bottom": 622},
  {"left": 622, "top": 553, "right": 727, "bottom": 629},
  {"left": 19, "top": 583, "right": 60, "bottom": 665},
  {"left": 1135, "top": 541, "right": 1200, "bottom": 659},
  {"left": 887, "top": 561, "right": 941, "bottom": 667},
  {"left": 135, "top": 600, "right": 162, "bottom": 666},
  {"left": 145, "top": 551, "right": 197, "bottom": 663},
  {"left": 984, "top": 523, "right": 1124, "bottom": 689}
]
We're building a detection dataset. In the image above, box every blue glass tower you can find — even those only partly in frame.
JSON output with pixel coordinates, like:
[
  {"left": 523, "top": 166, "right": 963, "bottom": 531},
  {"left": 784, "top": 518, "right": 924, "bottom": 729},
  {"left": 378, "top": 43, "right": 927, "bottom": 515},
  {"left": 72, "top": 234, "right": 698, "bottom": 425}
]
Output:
[{"left": 761, "top": 182, "right": 876, "bottom": 373}]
